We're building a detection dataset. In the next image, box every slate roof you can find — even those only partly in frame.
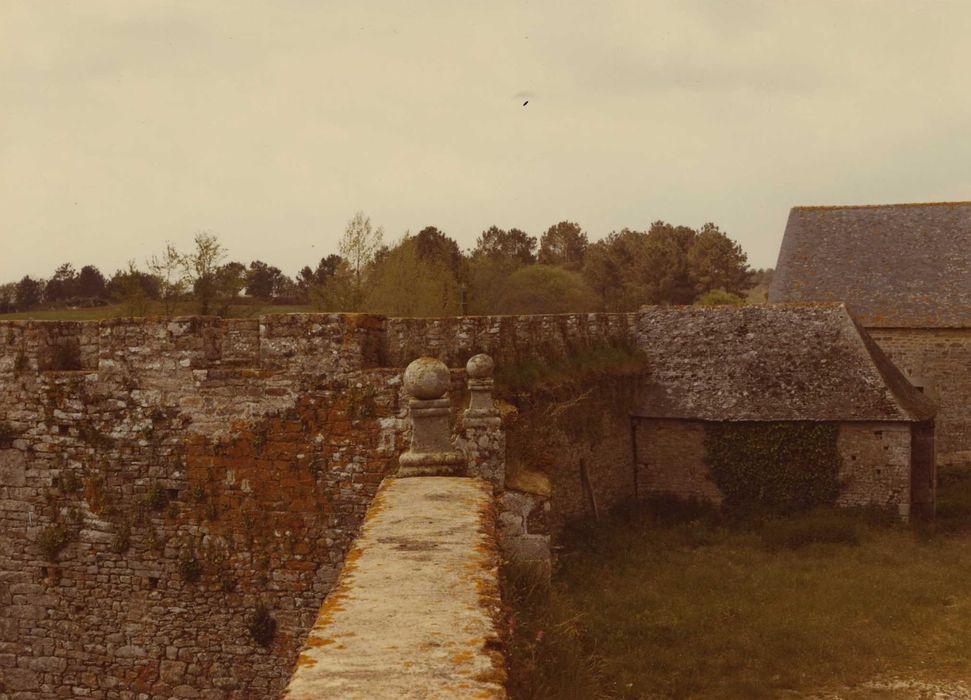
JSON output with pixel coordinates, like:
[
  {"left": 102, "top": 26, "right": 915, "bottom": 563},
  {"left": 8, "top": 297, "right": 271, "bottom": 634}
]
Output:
[
  {"left": 768, "top": 202, "right": 971, "bottom": 327},
  {"left": 632, "top": 304, "right": 935, "bottom": 422}
]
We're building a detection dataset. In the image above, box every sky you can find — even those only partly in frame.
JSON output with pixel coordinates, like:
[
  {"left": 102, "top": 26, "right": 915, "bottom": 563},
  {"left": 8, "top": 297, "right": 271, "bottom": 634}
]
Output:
[{"left": 3, "top": 1, "right": 971, "bottom": 282}]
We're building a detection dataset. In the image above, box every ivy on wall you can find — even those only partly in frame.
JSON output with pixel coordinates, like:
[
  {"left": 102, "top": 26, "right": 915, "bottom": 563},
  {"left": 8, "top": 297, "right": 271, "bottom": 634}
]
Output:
[{"left": 704, "top": 422, "right": 842, "bottom": 515}]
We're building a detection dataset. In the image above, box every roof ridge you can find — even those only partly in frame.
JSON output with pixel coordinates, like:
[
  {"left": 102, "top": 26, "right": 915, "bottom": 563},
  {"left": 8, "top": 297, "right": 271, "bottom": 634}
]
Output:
[{"left": 792, "top": 201, "right": 971, "bottom": 211}]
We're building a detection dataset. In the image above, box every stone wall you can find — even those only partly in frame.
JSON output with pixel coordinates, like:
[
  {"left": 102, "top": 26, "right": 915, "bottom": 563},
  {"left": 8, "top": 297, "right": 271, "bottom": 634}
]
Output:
[
  {"left": 836, "top": 422, "right": 912, "bottom": 517},
  {"left": 384, "top": 313, "right": 638, "bottom": 367},
  {"left": 868, "top": 328, "right": 971, "bottom": 469},
  {"left": 0, "top": 315, "right": 408, "bottom": 699},
  {"left": 633, "top": 419, "right": 914, "bottom": 517},
  {"left": 634, "top": 420, "right": 722, "bottom": 503}
]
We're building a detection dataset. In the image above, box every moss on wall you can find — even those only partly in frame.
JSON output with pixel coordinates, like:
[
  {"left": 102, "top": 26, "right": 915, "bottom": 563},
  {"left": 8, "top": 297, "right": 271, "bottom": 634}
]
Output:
[{"left": 704, "top": 422, "right": 843, "bottom": 515}]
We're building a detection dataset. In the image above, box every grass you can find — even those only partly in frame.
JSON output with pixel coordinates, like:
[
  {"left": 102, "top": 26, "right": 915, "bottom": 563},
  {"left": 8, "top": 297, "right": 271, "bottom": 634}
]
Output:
[
  {"left": 0, "top": 303, "right": 316, "bottom": 321},
  {"left": 508, "top": 475, "right": 971, "bottom": 699}
]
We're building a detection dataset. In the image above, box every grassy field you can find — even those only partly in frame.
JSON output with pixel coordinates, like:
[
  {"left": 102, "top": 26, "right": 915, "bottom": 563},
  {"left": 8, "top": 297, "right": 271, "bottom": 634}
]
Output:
[
  {"left": 507, "top": 471, "right": 971, "bottom": 699},
  {"left": 0, "top": 304, "right": 316, "bottom": 320}
]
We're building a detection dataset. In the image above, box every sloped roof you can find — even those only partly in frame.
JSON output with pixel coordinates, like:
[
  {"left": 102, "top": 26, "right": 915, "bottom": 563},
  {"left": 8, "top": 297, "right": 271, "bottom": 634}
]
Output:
[
  {"left": 632, "top": 304, "right": 934, "bottom": 422},
  {"left": 768, "top": 202, "right": 971, "bottom": 327}
]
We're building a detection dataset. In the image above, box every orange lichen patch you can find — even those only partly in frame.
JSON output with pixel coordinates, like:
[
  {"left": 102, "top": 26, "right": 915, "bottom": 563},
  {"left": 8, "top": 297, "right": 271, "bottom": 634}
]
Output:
[
  {"left": 304, "top": 636, "right": 335, "bottom": 648},
  {"left": 294, "top": 653, "right": 318, "bottom": 669},
  {"left": 451, "top": 650, "right": 474, "bottom": 665}
]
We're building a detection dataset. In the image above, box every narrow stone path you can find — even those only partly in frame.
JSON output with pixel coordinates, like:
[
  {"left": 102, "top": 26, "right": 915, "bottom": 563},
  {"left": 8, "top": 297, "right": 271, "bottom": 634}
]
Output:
[{"left": 282, "top": 477, "right": 506, "bottom": 699}]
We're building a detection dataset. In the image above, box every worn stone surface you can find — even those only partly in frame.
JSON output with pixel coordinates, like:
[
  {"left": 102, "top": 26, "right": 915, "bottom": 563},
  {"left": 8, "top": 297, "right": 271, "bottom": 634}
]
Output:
[{"left": 282, "top": 477, "right": 505, "bottom": 700}]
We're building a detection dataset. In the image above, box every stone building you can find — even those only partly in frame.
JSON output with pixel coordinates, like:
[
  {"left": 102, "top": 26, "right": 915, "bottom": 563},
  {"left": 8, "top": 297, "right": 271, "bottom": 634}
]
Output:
[
  {"left": 769, "top": 201, "right": 971, "bottom": 470},
  {"left": 632, "top": 305, "right": 936, "bottom": 519}
]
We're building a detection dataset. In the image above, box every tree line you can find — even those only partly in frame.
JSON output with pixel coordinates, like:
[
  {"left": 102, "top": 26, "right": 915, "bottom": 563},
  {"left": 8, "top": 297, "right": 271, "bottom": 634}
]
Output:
[{"left": 1, "top": 213, "right": 768, "bottom": 316}]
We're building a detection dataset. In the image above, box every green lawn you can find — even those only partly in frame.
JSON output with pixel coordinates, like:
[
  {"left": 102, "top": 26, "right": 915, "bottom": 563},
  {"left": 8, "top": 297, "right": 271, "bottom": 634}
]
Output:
[
  {"left": 0, "top": 304, "right": 316, "bottom": 321},
  {"left": 507, "top": 472, "right": 971, "bottom": 699}
]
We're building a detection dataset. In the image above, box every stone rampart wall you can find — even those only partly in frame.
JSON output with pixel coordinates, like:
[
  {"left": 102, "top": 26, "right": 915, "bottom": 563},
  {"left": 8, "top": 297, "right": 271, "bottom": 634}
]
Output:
[
  {"left": 868, "top": 328, "right": 971, "bottom": 469},
  {"left": 0, "top": 315, "right": 406, "bottom": 699}
]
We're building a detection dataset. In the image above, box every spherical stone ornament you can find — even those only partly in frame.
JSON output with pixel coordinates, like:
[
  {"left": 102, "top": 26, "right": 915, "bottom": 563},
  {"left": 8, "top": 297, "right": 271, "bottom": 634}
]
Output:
[
  {"left": 465, "top": 353, "right": 495, "bottom": 379},
  {"left": 403, "top": 356, "right": 451, "bottom": 400}
]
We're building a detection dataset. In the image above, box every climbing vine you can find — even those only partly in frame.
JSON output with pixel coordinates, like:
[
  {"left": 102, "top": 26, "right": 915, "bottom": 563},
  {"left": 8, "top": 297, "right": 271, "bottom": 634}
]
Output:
[{"left": 704, "top": 422, "right": 843, "bottom": 515}]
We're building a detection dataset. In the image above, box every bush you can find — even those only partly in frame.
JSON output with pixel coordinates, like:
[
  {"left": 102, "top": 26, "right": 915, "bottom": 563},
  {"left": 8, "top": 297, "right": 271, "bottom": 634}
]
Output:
[
  {"left": 761, "top": 509, "right": 860, "bottom": 550},
  {"left": 248, "top": 602, "right": 277, "bottom": 647},
  {"left": 0, "top": 421, "right": 18, "bottom": 447},
  {"left": 38, "top": 525, "right": 70, "bottom": 561}
]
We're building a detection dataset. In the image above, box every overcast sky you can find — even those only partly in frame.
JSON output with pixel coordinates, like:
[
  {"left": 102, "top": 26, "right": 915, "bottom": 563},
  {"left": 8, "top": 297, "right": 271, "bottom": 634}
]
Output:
[{"left": 3, "top": 1, "right": 971, "bottom": 282}]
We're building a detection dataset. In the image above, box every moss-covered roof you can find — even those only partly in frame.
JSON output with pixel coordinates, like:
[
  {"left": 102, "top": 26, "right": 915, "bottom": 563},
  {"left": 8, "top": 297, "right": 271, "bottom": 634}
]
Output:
[
  {"left": 768, "top": 202, "right": 971, "bottom": 327},
  {"left": 632, "top": 304, "right": 934, "bottom": 422}
]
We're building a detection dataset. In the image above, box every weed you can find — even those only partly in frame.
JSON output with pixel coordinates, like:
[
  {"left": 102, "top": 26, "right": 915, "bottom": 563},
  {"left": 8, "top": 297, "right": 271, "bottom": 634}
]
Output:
[
  {"left": 247, "top": 602, "right": 277, "bottom": 647},
  {"left": 111, "top": 520, "right": 131, "bottom": 554},
  {"left": 0, "top": 421, "right": 18, "bottom": 448},
  {"left": 38, "top": 525, "right": 70, "bottom": 561},
  {"left": 177, "top": 548, "right": 202, "bottom": 583},
  {"left": 144, "top": 482, "right": 169, "bottom": 512}
]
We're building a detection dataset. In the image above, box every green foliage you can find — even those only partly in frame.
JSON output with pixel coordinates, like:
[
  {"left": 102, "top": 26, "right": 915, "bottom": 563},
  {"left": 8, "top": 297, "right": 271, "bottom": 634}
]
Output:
[
  {"left": 538, "top": 221, "right": 588, "bottom": 270},
  {"left": 494, "top": 339, "right": 645, "bottom": 394},
  {"left": 177, "top": 548, "right": 202, "bottom": 583},
  {"left": 694, "top": 288, "right": 746, "bottom": 306},
  {"left": 495, "top": 265, "right": 598, "bottom": 315},
  {"left": 247, "top": 602, "right": 278, "bottom": 647},
  {"left": 704, "top": 422, "right": 843, "bottom": 515},
  {"left": 38, "top": 524, "right": 70, "bottom": 561},
  {"left": 364, "top": 236, "right": 461, "bottom": 317}
]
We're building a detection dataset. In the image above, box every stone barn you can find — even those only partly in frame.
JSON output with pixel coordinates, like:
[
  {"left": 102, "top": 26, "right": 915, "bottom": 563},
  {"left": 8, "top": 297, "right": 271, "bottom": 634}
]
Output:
[
  {"left": 632, "top": 305, "right": 936, "bottom": 519},
  {"left": 769, "top": 202, "right": 971, "bottom": 470}
]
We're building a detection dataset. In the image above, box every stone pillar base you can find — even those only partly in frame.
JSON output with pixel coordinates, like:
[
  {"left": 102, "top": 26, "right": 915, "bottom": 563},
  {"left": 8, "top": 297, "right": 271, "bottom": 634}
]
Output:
[{"left": 397, "top": 450, "right": 466, "bottom": 477}]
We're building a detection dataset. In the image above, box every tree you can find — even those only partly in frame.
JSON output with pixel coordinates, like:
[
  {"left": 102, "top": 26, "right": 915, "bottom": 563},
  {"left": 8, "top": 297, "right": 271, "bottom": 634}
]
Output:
[
  {"left": 308, "top": 259, "right": 357, "bottom": 312},
  {"left": 339, "top": 212, "right": 384, "bottom": 311},
  {"left": 472, "top": 226, "right": 536, "bottom": 264},
  {"left": 76, "top": 265, "right": 106, "bottom": 299},
  {"left": 44, "top": 263, "right": 78, "bottom": 303},
  {"left": 182, "top": 232, "right": 228, "bottom": 315},
  {"left": 209, "top": 262, "right": 247, "bottom": 316},
  {"left": 686, "top": 223, "right": 753, "bottom": 297},
  {"left": 364, "top": 236, "right": 461, "bottom": 317},
  {"left": 0, "top": 283, "right": 16, "bottom": 313},
  {"left": 495, "top": 265, "right": 598, "bottom": 315},
  {"left": 147, "top": 244, "right": 188, "bottom": 316},
  {"left": 106, "top": 266, "right": 161, "bottom": 303},
  {"left": 245, "top": 261, "right": 287, "bottom": 300},
  {"left": 414, "top": 226, "right": 463, "bottom": 277},
  {"left": 538, "top": 221, "right": 588, "bottom": 269},
  {"left": 15, "top": 276, "right": 44, "bottom": 310}
]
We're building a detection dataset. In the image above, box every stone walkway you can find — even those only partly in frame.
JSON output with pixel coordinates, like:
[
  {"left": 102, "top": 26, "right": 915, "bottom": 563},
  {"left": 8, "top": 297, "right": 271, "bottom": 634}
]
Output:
[{"left": 282, "top": 477, "right": 506, "bottom": 699}]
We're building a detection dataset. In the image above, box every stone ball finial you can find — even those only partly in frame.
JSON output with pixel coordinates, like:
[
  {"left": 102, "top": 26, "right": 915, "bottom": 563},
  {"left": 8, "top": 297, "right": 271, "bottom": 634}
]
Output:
[
  {"left": 466, "top": 353, "right": 494, "bottom": 379},
  {"left": 403, "top": 356, "right": 451, "bottom": 400}
]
